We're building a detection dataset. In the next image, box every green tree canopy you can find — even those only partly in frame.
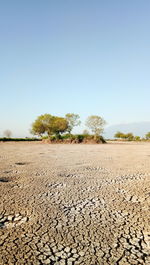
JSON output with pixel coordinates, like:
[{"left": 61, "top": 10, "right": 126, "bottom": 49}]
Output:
[
  {"left": 125, "top": 133, "right": 134, "bottom": 141},
  {"left": 114, "top": 131, "right": 134, "bottom": 141},
  {"left": 85, "top": 115, "right": 106, "bottom": 136},
  {"left": 65, "top": 113, "right": 81, "bottom": 133},
  {"left": 134, "top": 136, "right": 141, "bottom": 141},
  {"left": 114, "top": 131, "right": 125, "bottom": 139},
  {"left": 31, "top": 114, "right": 68, "bottom": 137},
  {"left": 52, "top": 116, "right": 69, "bottom": 136}
]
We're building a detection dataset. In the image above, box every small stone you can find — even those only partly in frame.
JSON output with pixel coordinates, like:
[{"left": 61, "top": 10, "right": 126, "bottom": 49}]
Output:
[
  {"left": 49, "top": 255, "right": 55, "bottom": 261},
  {"left": 131, "top": 196, "right": 138, "bottom": 203},
  {"left": 126, "top": 195, "right": 131, "bottom": 201},
  {"left": 7, "top": 215, "right": 13, "bottom": 221},
  {"left": 71, "top": 248, "right": 77, "bottom": 254},
  {"left": 43, "top": 245, "right": 51, "bottom": 251},
  {"left": 64, "top": 247, "right": 70, "bottom": 253},
  {"left": 55, "top": 252, "right": 62, "bottom": 257},
  {"left": 5, "top": 222, "right": 15, "bottom": 228},
  {"left": 52, "top": 246, "right": 57, "bottom": 253},
  {"left": 44, "top": 258, "right": 51, "bottom": 264},
  {"left": 79, "top": 251, "right": 85, "bottom": 256},
  {"left": 15, "top": 213, "right": 20, "bottom": 217},
  {"left": 17, "top": 217, "right": 28, "bottom": 224},
  {"left": 59, "top": 260, "right": 66, "bottom": 265},
  {"left": 51, "top": 241, "right": 56, "bottom": 247},
  {"left": 73, "top": 253, "right": 79, "bottom": 259},
  {"left": 0, "top": 217, "right": 7, "bottom": 222},
  {"left": 60, "top": 252, "right": 67, "bottom": 259},
  {"left": 14, "top": 216, "right": 22, "bottom": 221},
  {"left": 38, "top": 255, "right": 45, "bottom": 261},
  {"left": 16, "top": 217, "right": 28, "bottom": 226},
  {"left": 57, "top": 244, "right": 64, "bottom": 251},
  {"left": 122, "top": 211, "right": 128, "bottom": 216},
  {"left": 67, "top": 257, "right": 76, "bottom": 263}
]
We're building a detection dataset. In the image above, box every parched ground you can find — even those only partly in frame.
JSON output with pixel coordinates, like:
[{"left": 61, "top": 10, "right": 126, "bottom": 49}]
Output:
[{"left": 0, "top": 142, "right": 149, "bottom": 265}]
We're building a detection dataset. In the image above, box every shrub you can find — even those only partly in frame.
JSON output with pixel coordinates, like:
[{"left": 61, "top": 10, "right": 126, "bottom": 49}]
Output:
[
  {"left": 134, "top": 136, "right": 141, "bottom": 141},
  {"left": 42, "top": 135, "right": 49, "bottom": 140},
  {"left": 61, "top": 134, "right": 73, "bottom": 140},
  {"left": 76, "top": 134, "right": 84, "bottom": 142},
  {"left": 50, "top": 135, "right": 57, "bottom": 141}
]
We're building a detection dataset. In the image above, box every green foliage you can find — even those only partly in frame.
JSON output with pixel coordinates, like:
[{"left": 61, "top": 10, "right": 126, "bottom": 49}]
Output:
[
  {"left": 50, "top": 135, "right": 57, "bottom": 141},
  {"left": 48, "top": 133, "right": 106, "bottom": 143},
  {"left": 61, "top": 134, "right": 73, "bottom": 140},
  {"left": 114, "top": 131, "right": 125, "bottom": 139},
  {"left": 85, "top": 115, "right": 106, "bottom": 136},
  {"left": 145, "top": 132, "right": 150, "bottom": 139},
  {"left": 65, "top": 113, "right": 81, "bottom": 133},
  {"left": 52, "top": 116, "right": 68, "bottom": 136},
  {"left": 71, "top": 134, "right": 105, "bottom": 143},
  {"left": 125, "top": 133, "right": 134, "bottom": 141},
  {"left": 42, "top": 135, "right": 49, "bottom": 140},
  {"left": 134, "top": 136, "right": 141, "bottom": 141},
  {"left": 31, "top": 114, "right": 51, "bottom": 136},
  {"left": 114, "top": 132, "right": 140, "bottom": 141},
  {"left": 31, "top": 114, "right": 68, "bottom": 137},
  {"left": 0, "top": 134, "right": 106, "bottom": 144},
  {"left": 76, "top": 134, "right": 84, "bottom": 142}
]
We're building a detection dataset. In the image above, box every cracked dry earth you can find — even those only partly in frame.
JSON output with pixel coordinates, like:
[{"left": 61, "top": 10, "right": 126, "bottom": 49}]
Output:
[{"left": 0, "top": 142, "right": 150, "bottom": 265}]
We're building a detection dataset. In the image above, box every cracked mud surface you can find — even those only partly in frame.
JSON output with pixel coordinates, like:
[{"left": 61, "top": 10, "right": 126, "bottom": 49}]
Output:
[{"left": 0, "top": 142, "right": 150, "bottom": 265}]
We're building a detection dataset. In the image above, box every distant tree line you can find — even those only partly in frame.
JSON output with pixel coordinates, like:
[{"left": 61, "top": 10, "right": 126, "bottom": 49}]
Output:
[
  {"left": 0, "top": 137, "right": 40, "bottom": 142},
  {"left": 114, "top": 131, "right": 150, "bottom": 141},
  {"left": 2, "top": 117, "right": 150, "bottom": 143}
]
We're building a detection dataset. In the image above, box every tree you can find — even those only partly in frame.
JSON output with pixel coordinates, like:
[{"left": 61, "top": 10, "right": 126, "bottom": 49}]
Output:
[
  {"left": 145, "top": 132, "right": 150, "bottom": 140},
  {"left": 65, "top": 113, "right": 81, "bottom": 134},
  {"left": 134, "top": 136, "right": 141, "bottom": 141},
  {"left": 52, "top": 116, "right": 69, "bottom": 137},
  {"left": 4, "top": 129, "right": 12, "bottom": 138},
  {"left": 114, "top": 131, "right": 134, "bottom": 141},
  {"left": 31, "top": 114, "right": 52, "bottom": 136},
  {"left": 31, "top": 114, "right": 68, "bottom": 138},
  {"left": 85, "top": 115, "right": 106, "bottom": 136},
  {"left": 125, "top": 133, "right": 134, "bottom": 141},
  {"left": 114, "top": 131, "right": 125, "bottom": 139}
]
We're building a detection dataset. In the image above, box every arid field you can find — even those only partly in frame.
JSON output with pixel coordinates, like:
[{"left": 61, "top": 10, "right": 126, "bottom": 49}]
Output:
[{"left": 0, "top": 142, "right": 150, "bottom": 265}]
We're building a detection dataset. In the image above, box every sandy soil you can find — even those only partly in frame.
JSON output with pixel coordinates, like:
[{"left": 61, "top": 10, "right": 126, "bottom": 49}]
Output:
[{"left": 0, "top": 142, "right": 150, "bottom": 265}]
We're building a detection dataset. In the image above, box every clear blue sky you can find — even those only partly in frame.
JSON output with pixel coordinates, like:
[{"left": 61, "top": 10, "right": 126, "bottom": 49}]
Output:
[{"left": 0, "top": 0, "right": 150, "bottom": 137}]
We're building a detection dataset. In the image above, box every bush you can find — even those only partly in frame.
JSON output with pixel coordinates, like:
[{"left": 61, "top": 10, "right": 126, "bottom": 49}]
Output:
[
  {"left": 50, "top": 135, "right": 57, "bottom": 141},
  {"left": 134, "top": 136, "right": 141, "bottom": 141},
  {"left": 61, "top": 134, "right": 73, "bottom": 140},
  {"left": 42, "top": 136, "right": 49, "bottom": 140},
  {"left": 41, "top": 133, "right": 106, "bottom": 144},
  {"left": 76, "top": 134, "right": 84, "bottom": 143}
]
